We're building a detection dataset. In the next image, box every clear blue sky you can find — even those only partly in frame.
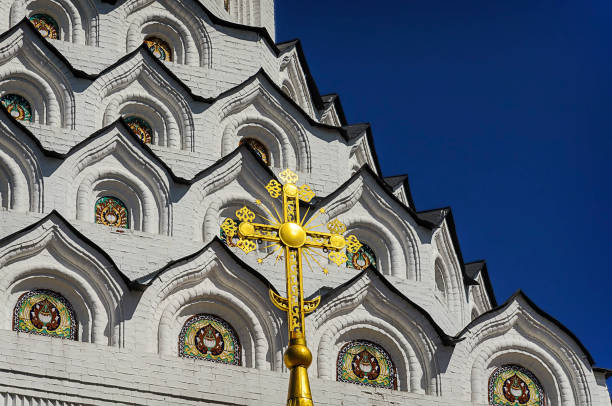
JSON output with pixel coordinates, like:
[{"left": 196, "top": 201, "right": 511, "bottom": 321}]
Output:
[{"left": 277, "top": 0, "right": 611, "bottom": 390}]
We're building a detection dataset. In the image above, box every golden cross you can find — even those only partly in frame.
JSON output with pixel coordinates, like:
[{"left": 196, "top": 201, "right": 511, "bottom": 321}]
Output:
[{"left": 221, "top": 169, "right": 361, "bottom": 406}]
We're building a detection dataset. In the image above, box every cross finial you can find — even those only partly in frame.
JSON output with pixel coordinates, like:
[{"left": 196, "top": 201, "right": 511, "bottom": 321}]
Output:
[{"left": 220, "top": 169, "right": 362, "bottom": 405}]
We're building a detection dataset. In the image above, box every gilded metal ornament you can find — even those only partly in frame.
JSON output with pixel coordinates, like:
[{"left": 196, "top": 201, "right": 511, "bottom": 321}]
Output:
[
  {"left": 346, "top": 235, "right": 363, "bottom": 254},
  {"left": 328, "top": 250, "right": 349, "bottom": 266},
  {"left": 297, "top": 184, "right": 315, "bottom": 203},
  {"left": 221, "top": 218, "right": 237, "bottom": 238},
  {"left": 266, "top": 179, "right": 282, "bottom": 198},
  {"left": 326, "top": 219, "right": 347, "bottom": 235},
  {"left": 223, "top": 169, "right": 361, "bottom": 406}
]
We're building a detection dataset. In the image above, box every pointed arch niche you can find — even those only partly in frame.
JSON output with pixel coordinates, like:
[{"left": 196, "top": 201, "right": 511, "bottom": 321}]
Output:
[
  {"left": 232, "top": 121, "right": 283, "bottom": 168},
  {"left": 346, "top": 242, "right": 377, "bottom": 271},
  {"left": 481, "top": 352, "right": 558, "bottom": 405},
  {"left": 124, "top": 116, "right": 153, "bottom": 144},
  {"left": 434, "top": 258, "right": 449, "bottom": 304},
  {"left": 84, "top": 178, "right": 144, "bottom": 230},
  {"left": 118, "top": 99, "right": 168, "bottom": 146},
  {"left": 95, "top": 196, "right": 129, "bottom": 229},
  {"left": 457, "top": 294, "right": 599, "bottom": 406},
  {"left": 0, "top": 75, "right": 53, "bottom": 126},
  {"left": 0, "top": 93, "right": 32, "bottom": 122},
  {"left": 144, "top": 35, "right": 173, "bottom": 62},
  {"left": 323, "top": 173, "right": 421, "bottom": 280},
  {"left": 344, "top": 224, "right": 390, "bottom": 276},
  {"left": 311, "top": 271, "right": 447, "bottom": 395},
  {"left": 239, "top": 136, "right": 270, "bottom": 166},
  {"left": 0, "top": 46, "right": 76, "bottom": 128},
  {"left": 98, "top": 61, "right": 195, "bottom": 151},
  {"left": 28, "top": 14, "right": 59, "bottom": 40}
]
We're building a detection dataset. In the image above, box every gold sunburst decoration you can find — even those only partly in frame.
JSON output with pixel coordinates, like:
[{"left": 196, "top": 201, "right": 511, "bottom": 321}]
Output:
[{"left": 220, "top": 168, "right": 361, "bottom": 406}]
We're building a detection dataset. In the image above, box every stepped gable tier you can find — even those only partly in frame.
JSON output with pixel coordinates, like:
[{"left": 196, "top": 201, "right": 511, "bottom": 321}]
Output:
[
  {"left": 0, "top": 18, "right": 94, "bottom": 79},
  {"left": 101, "top": 0, "right": 277, "bottom": 43},
  {"left": 5, "top": 5, "right": 327, "bottom": 121},
  {"left": 315, "top": 266, "right": 458, "bottom": 345},
  {"left": 0, "top": 21, "right": 378, "bottom": 182},
  {"left": 416, "top": 206, "right": 481, "bottom": 285},
  {"left": 310, "top": 165, "right": 490, "bottom": 332},
  {"left": 0, "top": 209, "right": 130, "bottom": 285},
  {"left": 0, "top": 105, "right": 47, "bottom": 212},
  {"left": 0, "top": 100, "right": 488, "bottom": 330}
]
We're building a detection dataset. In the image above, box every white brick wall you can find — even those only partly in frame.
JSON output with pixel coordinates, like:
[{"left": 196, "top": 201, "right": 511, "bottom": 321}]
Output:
[
  {"left": 0, "top": 1, "right": 606, "bottom": 404},
  {"left": 0, "top": 331, "right": 491, "bottom": 406}
]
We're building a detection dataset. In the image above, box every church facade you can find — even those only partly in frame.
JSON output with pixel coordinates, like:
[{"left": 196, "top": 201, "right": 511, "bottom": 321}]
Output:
[{"left": 0, "top": 1, "right": 608, "bottom": 405}]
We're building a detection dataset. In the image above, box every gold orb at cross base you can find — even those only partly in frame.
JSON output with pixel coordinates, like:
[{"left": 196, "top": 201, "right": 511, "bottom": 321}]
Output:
[
  {"left": 284, "top": 335, "right": 312, "bottom": 369},
  {"left": 279, "top": 222, "right": 307, "bottom": 248}
]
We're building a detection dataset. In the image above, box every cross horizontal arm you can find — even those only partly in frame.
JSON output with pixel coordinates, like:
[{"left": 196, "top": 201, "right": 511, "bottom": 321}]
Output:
[
  {"left": 304, "top": 230, "right": 346, "bottom": 251},
  {"left": 238, "top": 221, "right": 280, "bottom": 243}
]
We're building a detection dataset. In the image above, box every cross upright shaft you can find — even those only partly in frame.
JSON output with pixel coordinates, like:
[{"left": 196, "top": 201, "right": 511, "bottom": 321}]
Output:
[{"left": 226, "top": 169, "right": 361, "bottom": 406}]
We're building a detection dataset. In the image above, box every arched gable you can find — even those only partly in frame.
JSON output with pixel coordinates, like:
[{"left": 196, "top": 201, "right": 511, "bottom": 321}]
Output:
[
  {"left": 278, "top": 46, "right": 315, "bottom": 117},
  {"left": 5, "top": 0, "right": 99, "bottom": 45},
  {"left": 448, "top": 291, "right": 598, "bottom": 405},
  {"left": 319, "top": 168, "right": 424, "bottom": 281},
  {"left": 121, "top": 0, "right": 212, "bottom": 67},
  {"left": 183, "top": 143, "right": 280, "bottom": 242},
  {"left": 0, "top": 211, "right": 129, "bottom": 346},
  {"left": 465, "top": 260, "right": 497, "bottom": 318},
  {"left": 320, "top": 94, "right": 346, "bottom": 127},
  {"left": 0, "top": 109, "right": 43, "bottom": 212},
  {"left": 215, "top": 73, "right": 312, "bottom": 171},
  {"left": 309, "top": 269, "right": 455, "bottom": 395},
  {"left": 132, "top": 239, "right": 284, "bottom": 371},
  {"left": 55, "top": 121, "right": 173, "bottom": 235},
  {"left": 432, "top": 224, "right": 468, "bottom": 326},
  {"left": 345, "top": 124, "right": 380, "bottom": 176},
  {"left": 92, "top": 48, "right": 201, "bottom": 151},
  {"left": 0, "top": 21, "right": 76, "bottom": 128}
]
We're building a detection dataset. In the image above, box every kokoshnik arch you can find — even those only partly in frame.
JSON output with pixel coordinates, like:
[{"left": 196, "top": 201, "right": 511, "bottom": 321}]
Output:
[{"left": 0, "top": 0, "right": 607, "bottom": 405}]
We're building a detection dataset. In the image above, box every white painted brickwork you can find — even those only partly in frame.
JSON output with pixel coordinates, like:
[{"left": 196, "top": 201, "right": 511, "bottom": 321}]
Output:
[{"left": 0, "top": 1, "right": 607, "bottom": 405}]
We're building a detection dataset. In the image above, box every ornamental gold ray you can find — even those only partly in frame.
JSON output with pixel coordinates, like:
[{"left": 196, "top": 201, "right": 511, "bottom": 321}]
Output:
[{"left": 220, "top": 168, "right": 362, "bottom": 406}]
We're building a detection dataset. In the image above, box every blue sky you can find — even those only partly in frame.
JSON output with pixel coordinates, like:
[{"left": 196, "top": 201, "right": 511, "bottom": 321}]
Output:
[{"left": 277, "top": 0, "right": 611, "bottom": 390}]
